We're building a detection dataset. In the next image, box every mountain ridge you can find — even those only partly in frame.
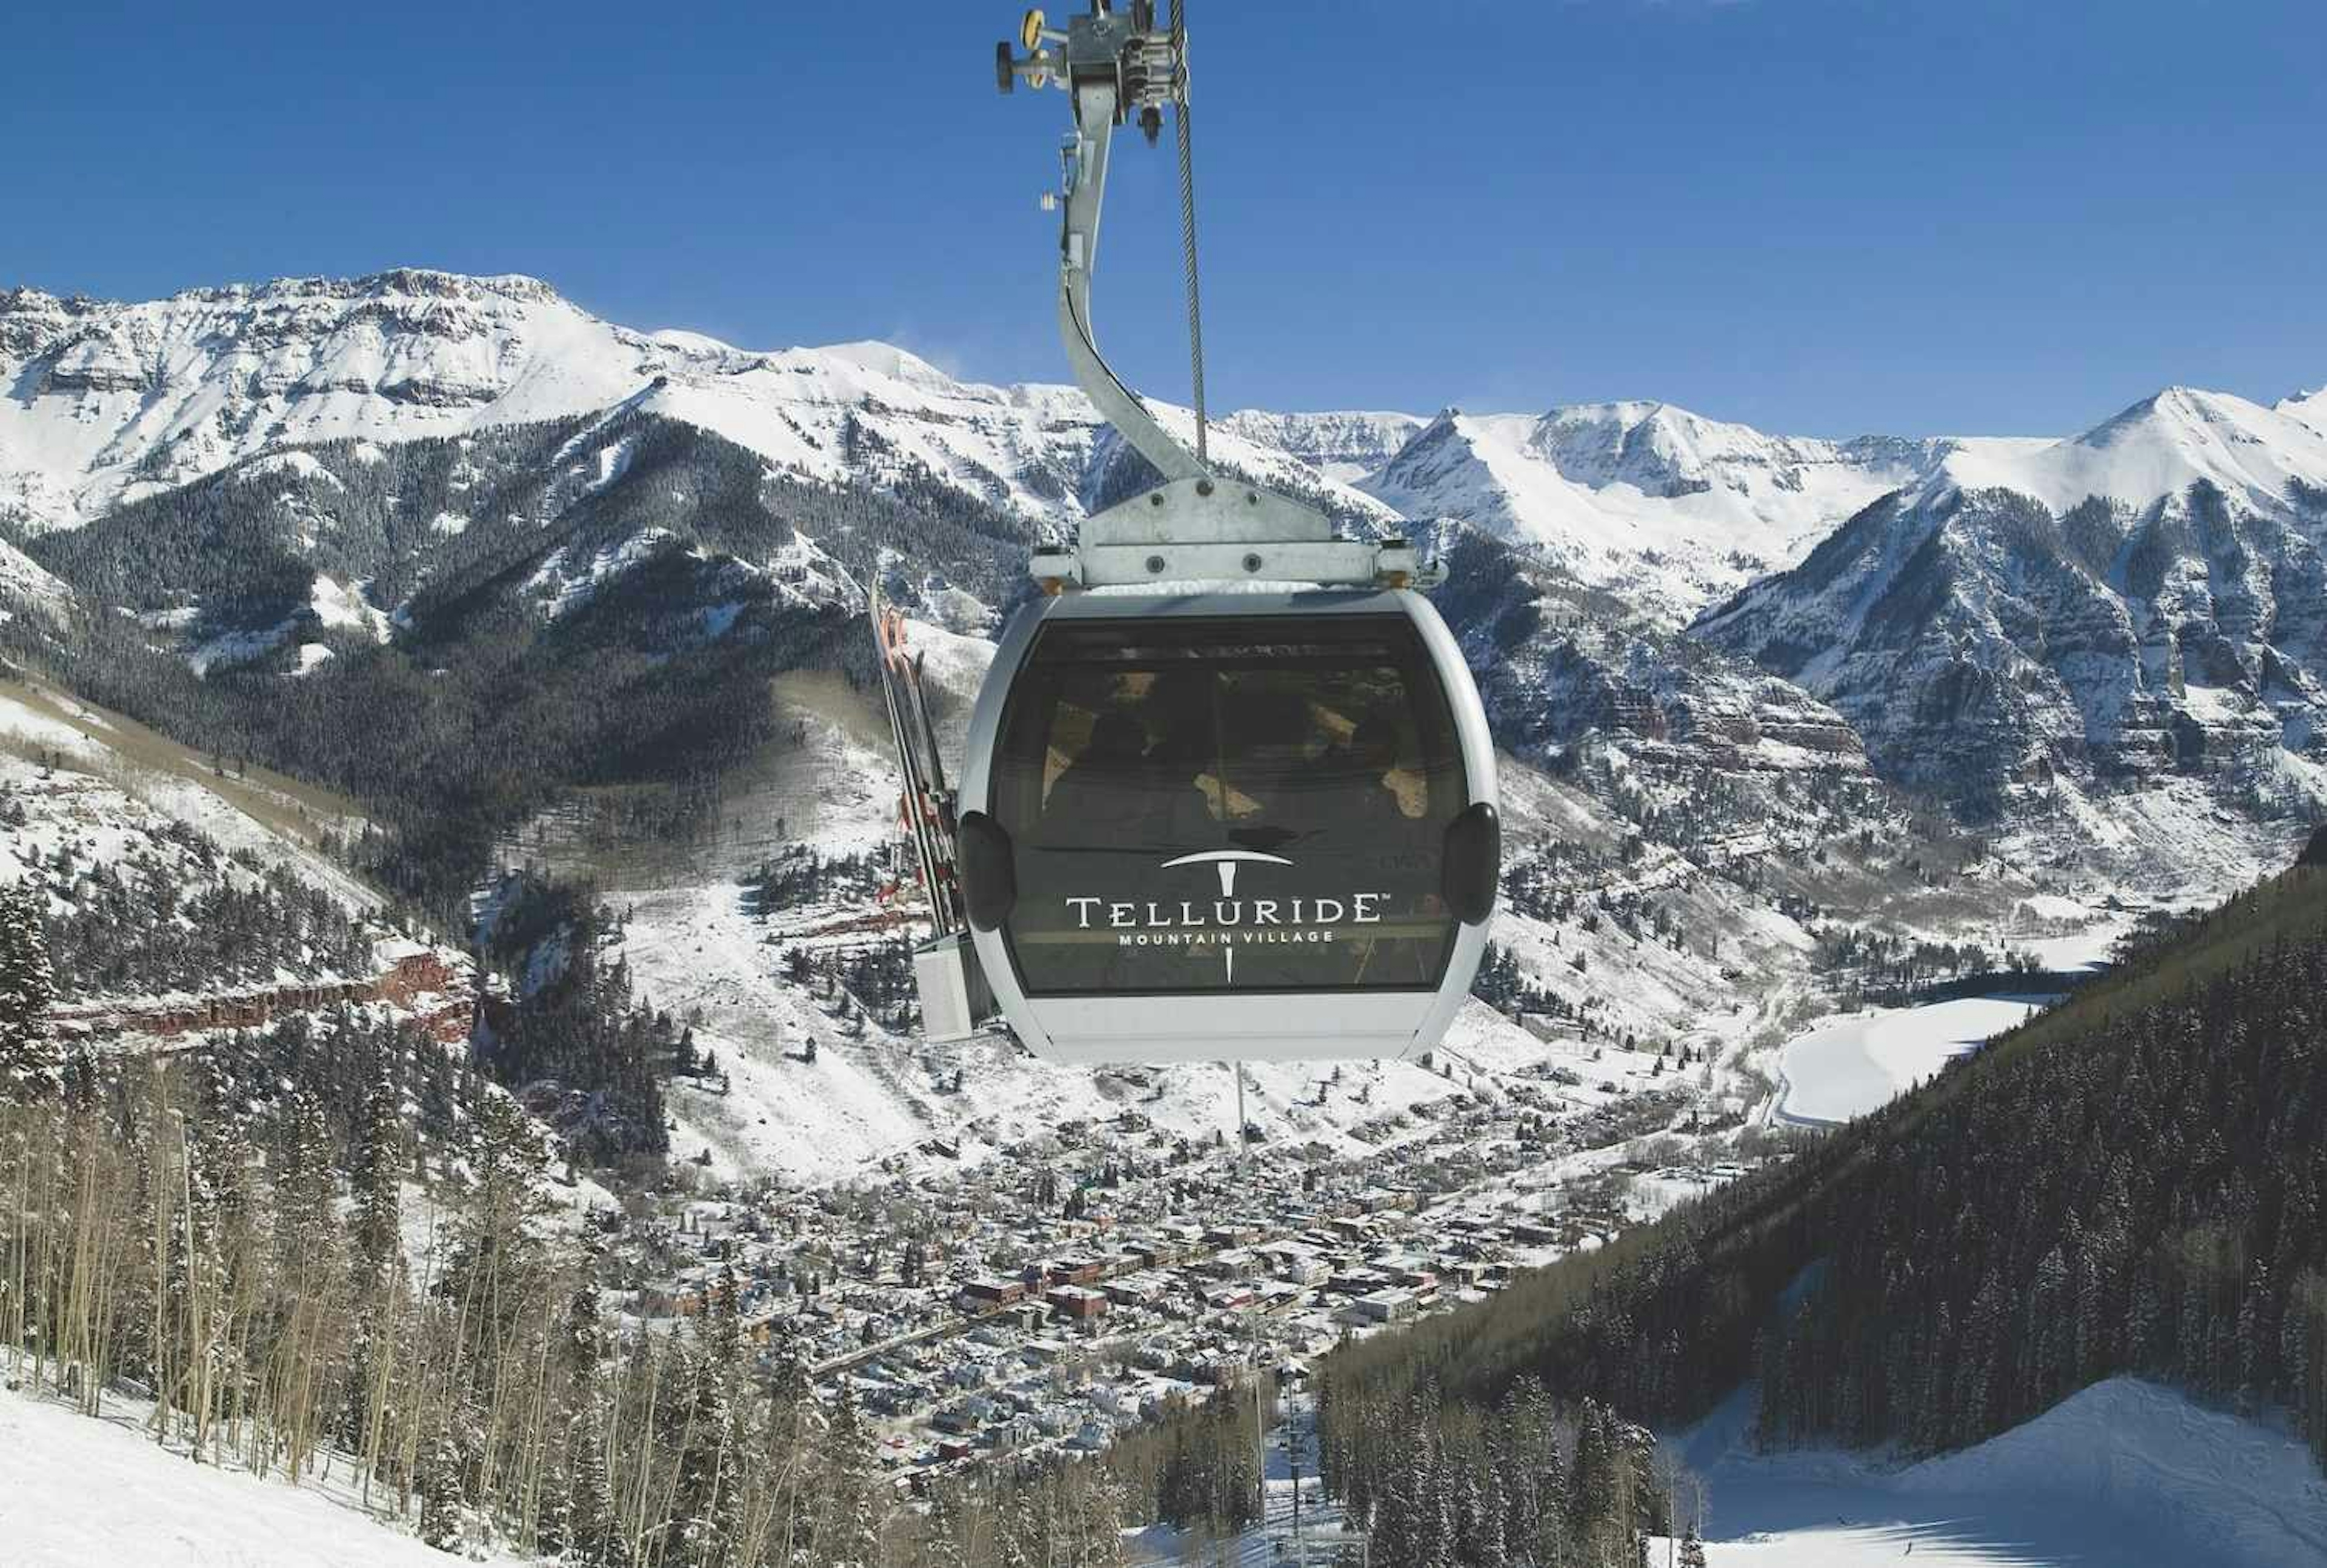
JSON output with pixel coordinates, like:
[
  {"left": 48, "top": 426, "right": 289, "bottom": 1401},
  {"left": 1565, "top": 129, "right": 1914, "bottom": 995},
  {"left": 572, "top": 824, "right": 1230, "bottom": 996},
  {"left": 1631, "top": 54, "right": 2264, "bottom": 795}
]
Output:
[{"left": 5, "top": 267, "right": 2320, "bottom": 890}]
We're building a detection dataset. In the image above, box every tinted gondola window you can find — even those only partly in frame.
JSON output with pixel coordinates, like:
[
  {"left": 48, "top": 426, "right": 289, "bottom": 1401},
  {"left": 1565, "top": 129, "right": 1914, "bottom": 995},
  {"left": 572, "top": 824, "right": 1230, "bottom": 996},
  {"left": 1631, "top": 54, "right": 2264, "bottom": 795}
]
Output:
[{"left": 990, "top": 615, "right": 1468, "bottom": 995}]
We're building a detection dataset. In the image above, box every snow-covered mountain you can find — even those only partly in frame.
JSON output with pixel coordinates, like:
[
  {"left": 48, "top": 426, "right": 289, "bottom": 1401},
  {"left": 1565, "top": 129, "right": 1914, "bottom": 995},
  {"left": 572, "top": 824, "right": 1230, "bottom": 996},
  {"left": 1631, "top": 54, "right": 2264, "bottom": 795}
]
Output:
[
  {"left": 1360, "top": 402, "right": 1958, "bottom": 620},
  {"left": 0, "top": 271, "right": 1391, "bottom": 542},
  {"left": 1934, "top": 385, "right": 2327, "bottom": 518},
  {"left": 0, "top": 267, "right": 1897, "bottom": 799},
  {"left": 1426, "top": 528, "right": 1869, "bottom": 772},
  {"left": 0, "top": 268, "right": 1992, "bottom": 631},
  {"left": 1693, "top": 386, "right": 2327, "bottom": 814},
  {"left": 1214, "top": 408, "right": 1424, "bottom": 483},
  {"left": 7, "top": 267, "right": 2319, "bottom": 885}
]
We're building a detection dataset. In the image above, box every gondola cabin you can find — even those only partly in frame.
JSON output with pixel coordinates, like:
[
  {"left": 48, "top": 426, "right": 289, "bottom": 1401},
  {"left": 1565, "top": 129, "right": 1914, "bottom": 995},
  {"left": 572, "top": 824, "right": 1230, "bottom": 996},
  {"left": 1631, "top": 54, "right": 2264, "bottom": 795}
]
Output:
[{"left": 945, "top": 589, "right": 1499, "bottom": 1065}]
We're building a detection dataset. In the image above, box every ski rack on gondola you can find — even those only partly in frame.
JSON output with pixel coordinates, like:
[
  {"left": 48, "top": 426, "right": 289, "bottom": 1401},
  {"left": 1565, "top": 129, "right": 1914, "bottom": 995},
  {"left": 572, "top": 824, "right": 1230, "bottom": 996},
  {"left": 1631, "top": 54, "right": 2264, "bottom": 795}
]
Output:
[{"left": 870, "top": 587, "right": 993, "bottom": 1040}]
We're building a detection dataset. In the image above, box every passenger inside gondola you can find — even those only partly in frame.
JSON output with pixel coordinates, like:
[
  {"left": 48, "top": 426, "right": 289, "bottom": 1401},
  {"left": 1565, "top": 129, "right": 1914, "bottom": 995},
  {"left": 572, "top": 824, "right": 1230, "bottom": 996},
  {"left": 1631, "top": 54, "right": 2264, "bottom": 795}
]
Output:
[
  {"left": 1141, "top": 672, "right": 1230, "bottom": 839},
  {"left": 1212, "top": 686, "right": 1310, "bottom": 826},
  {"left": 1039, "top": 709, "right": 1150, "bottom": 837},
  {"left": 1317, "top": 713, "right": 1408, "bottom": 834}
]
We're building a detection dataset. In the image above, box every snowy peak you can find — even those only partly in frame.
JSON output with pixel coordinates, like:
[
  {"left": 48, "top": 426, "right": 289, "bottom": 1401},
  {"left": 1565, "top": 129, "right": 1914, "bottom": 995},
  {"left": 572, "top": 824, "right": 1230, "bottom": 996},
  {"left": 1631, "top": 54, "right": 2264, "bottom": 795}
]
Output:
[
  {"left": 1694, "top": 379, "right": 2327, "bottom": 808},
  {"left": 0, "top": 268, "right": 673, "bottom": 527},
  {"left": 1531, "top": 399, "right": 1827, "bottom": 497},
  {"left": 809, "top": 338, "right": 954, "bottom": 387},
  {"left": 1935, "top": 384, "right": 2327, "bottom": 517},
  {"left": 1, "top": 268, "right": 1406, "bottom": 546},
  {"left": 1365, "top": 408, "right": 1623, "bottom": 571},
  {"left": 1363, "top": 402, "right": 1930, "bottom": 621},
  {"left": 1214, "top": 408, "right": 1423, "bottom": 483},
  {"left": 0, "top": 270, "right": 1110, "bottom": 536},
  {"left": 1369, "top": 376, "right": 2327, "bottom": 630}
]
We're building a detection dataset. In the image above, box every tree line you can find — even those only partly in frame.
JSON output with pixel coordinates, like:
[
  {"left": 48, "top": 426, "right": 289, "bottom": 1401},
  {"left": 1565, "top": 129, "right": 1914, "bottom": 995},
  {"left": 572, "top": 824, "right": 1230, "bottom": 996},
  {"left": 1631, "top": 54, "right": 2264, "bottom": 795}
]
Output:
[
  {"left": 1305, "top": 861, "right": 2327, "bottom": 1503},
  {"left": 1316, "top": 1372, "right": 1688, "bottom": 1568},
  {"left": 33, "top": 830, "right": 377, "bottom": 1003}
]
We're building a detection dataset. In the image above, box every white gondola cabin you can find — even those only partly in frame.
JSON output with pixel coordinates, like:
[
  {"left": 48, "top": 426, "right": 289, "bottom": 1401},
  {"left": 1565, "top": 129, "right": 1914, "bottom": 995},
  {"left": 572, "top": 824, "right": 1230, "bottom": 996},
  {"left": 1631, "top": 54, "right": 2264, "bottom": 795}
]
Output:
[{"left": 942, "top": 590, "right": 1497, "bottom": 1065}]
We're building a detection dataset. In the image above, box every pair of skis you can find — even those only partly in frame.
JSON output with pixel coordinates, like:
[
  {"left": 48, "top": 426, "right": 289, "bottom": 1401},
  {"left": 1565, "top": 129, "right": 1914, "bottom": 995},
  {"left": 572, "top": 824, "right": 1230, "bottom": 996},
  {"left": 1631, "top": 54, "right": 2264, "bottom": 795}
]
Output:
[{"left": 870, "top": 588, "right": 965, "bottom": 937}]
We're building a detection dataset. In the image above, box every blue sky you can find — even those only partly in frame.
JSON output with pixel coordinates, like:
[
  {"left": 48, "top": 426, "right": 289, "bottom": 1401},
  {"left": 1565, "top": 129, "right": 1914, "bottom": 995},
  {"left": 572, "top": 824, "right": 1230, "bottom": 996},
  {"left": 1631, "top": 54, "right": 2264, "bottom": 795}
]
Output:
[{"left": 4, "top": 1, "right": 2320, "bottom": 436}]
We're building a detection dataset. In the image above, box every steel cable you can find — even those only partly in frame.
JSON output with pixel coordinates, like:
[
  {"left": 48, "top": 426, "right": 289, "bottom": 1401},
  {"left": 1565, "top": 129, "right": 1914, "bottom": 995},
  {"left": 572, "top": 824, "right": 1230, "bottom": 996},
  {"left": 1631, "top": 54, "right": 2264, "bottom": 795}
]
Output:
[{"left": 1171, "top": 0, "right": 1208, "bottom": 466}]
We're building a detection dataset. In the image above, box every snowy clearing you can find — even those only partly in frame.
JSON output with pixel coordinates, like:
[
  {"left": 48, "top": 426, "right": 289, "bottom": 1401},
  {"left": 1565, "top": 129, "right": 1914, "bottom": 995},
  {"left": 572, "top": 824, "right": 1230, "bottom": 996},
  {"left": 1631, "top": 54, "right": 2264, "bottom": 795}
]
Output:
[
  {"left": 1672, "top": 1378, "right": 2327, "bottom": 1568},
  {"left": 0, "top": 1382, "right": 525, "bottom": 1567},
  {"left": 1776, "top": 993, "right": 2057, "bottom": 1126},
  {"left": 1, "top": 677, "right": 378, "bottom": 913}
]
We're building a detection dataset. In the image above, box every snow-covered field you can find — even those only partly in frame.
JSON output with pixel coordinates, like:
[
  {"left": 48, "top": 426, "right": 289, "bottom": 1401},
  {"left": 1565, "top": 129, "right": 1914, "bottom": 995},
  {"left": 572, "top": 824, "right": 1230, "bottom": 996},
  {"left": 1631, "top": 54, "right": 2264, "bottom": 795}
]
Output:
[
  {"left": 0, "top": 1383, "right": 524, "bottom": 1567},
  {"left": 1671, "top": 1379, "right": 2327, "bottom": 1568},
  {"left": 1774, "top": 993, "right": 2057, "bottom": 1126}
]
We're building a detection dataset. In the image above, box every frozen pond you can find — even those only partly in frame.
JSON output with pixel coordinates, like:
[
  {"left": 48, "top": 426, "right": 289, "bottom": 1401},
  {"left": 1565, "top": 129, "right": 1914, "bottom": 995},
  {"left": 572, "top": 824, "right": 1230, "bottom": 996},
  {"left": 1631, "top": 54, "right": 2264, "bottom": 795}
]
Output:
[{"left": 1777, "top": 992, "right": 2057, "bottom": 1126}]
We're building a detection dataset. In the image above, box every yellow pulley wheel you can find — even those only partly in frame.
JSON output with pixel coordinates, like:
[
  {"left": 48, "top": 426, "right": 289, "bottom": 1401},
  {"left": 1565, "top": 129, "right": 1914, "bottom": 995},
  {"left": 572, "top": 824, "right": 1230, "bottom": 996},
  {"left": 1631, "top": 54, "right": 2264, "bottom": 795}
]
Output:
[{"left": 1020, "top": 10, "right": 1045, "bottom": 52}]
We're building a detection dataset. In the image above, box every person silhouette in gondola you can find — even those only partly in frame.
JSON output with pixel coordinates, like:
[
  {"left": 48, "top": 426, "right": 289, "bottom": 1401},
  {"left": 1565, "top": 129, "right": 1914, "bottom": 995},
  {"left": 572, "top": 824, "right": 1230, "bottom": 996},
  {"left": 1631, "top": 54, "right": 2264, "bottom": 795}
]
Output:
[
  {"left": 1041, "top": 709, "right": 1150, "bottom": 837},
  {"left": 1142, "top": 672, "right": 1231, "bottom": 842},
  {"left": 1317, "top": 713, "right": 1407, "bottom": 836}
]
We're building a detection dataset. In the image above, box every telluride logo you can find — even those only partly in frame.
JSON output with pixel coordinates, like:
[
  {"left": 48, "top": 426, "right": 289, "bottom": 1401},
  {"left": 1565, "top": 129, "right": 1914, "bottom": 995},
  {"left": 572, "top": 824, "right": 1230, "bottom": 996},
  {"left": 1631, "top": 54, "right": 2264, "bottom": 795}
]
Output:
[{"left": 1059, "top": 850, "right": 1389, "bottom": 983}]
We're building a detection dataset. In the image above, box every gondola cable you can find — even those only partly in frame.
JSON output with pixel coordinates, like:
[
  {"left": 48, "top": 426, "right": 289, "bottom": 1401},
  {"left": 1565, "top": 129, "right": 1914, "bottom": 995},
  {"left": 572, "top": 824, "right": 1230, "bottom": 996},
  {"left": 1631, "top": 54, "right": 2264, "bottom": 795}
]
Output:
[{"left": 1169, "top": 0, "right": 1207, "bottom": 465}]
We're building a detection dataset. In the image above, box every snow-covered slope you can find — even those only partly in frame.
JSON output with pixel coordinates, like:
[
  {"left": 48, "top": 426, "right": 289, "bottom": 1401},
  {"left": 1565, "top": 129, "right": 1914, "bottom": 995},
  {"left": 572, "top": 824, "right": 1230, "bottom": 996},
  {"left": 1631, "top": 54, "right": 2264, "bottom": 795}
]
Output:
[
  {"left": 1363, "top": 404, "right": 1942, "bottom": 620},
  {"left": 1, "top": 671, "right": 376, "bottom": 911},
  {"left": 2, "top": 273, "right": 642, "bottom": 528},
  {"left": 0, "top": 1382, "right": 525, "bottom": 1568},
  {"left": 1676, "top": 1378, "right": 2327, "bottom": 1568},
  {"left": 1214, "top": 408, "right": 1423, "bottom": 483},
  {"left": 0, "top": 539, "right": 69, "bottom": 634},
  {"left": 1936, "top": 385, "right": 2327, "bottom": 518}
]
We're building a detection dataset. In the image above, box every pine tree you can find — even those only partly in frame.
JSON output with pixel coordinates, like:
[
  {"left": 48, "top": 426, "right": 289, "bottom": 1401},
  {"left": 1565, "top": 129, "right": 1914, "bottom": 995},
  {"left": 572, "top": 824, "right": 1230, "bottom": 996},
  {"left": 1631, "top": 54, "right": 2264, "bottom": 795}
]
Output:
[
  {"left": 342, "top": 1064, "right": 402, "bottom": 1457},
  {"left": 824, "top": 1377, "right": 881, "bottom": 1568},
  {"left": 418, "top": 1423, "right": 465, "bottom": 1550},
  {"left": 568, "top": 1383, "right": 622, "bottom": 1567},
  {"left": 0, "top": 880, "right": 58, "bottom": 1099},
  {"left": 349, "top": 1066, "right": 403, "bottom": 1281},
  {"left": 668, "top": 1270, "right": 743, "bottom": 1568}
]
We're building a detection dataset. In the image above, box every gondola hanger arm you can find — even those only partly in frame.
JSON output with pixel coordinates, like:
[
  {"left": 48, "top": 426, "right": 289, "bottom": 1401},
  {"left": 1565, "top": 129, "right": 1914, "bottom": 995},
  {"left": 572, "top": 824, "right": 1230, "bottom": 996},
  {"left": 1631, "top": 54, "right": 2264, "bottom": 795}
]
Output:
[
  {"left": 1003, "top": 4, "right": 1205, "bottom": 487},
  {"left": 996, "top": 5, "right": 1442, "bottom": 593}
]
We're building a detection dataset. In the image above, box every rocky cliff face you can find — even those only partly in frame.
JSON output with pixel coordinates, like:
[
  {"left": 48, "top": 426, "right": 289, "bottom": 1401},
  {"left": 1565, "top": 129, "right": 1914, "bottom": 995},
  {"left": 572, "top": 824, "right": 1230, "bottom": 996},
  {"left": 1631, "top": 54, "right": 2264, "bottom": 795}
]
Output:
[{"left": 1692, "top": 394, "right": 2327, "bottom": 817}]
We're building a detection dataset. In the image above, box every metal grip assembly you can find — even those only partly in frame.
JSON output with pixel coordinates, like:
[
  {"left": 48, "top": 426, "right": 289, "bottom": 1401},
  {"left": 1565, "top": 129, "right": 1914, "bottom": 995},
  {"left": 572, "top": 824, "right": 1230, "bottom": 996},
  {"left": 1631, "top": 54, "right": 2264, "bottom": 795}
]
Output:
[{"left": 997, "top": 5, "right": 1181, "bottom": 139}]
